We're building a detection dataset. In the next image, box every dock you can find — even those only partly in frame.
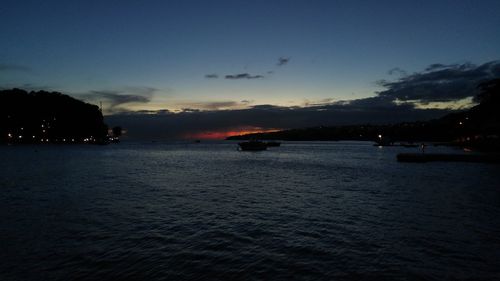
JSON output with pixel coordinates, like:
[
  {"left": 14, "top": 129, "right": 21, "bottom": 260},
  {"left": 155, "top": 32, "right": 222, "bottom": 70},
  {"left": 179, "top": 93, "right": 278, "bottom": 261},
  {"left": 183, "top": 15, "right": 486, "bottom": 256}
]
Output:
[{"left": 397, "top": 153, "right": 500, "bottom": 163}]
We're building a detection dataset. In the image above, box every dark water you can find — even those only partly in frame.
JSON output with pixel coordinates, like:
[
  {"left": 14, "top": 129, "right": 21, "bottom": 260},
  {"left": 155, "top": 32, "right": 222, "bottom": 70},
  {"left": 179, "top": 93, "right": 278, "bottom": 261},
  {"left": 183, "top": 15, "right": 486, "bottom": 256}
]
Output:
[{"left": 1, "top": 141, "right": 500, "bottom": 280}]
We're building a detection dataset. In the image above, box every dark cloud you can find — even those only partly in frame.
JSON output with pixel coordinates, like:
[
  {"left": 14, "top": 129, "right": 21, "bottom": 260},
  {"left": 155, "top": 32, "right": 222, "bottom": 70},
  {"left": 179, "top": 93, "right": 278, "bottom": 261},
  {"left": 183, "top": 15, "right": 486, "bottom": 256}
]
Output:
[
  {"left": 424, "top": 63, "right": 476, "bottom": 72},
  {"left": 225, "top": 73, "right": 264, "bottom": 79},
  {"left": 177, "top": 101, "right": 241, "bottom": 110},
  {"left": 79, "top": 87, "right": 155, "bottom": 113},
  {"left": 303, "top": 98, "right": 336, "bottom": 107},
  {"left": 126, "top": 109, "right": 171, "bottom": 115},
  {"left": 378, "top": 61, "right": 500, "bottom": 103},
  {"left": 425, "top": 63, "right": 454, "bottom": 71},
  {"left": 342, "top": 95, "right": 399, "bottom": 110},
  {"left": 104, "top": 60, "right": 500, "bottom": 140},
  {"left": 0, "top": 63, "right": 32, "bottom": 72},
  {"left": 207, "top": 57, "right": 289, "bottom": 80},
  {"left": 249, "top": 104, "right": 284, "bottom": 110},
  {"left": 85, "top": 90, "right": 151, "bottom": 105},
  {"left": 180, "top": 108, "right": 201, "bottom": 113},
  {"left": 277, "top": 57, "right": 291, "bottom": 66},
  {"left": 105, "top": 91, "right": 455, "bottom": 140},
  {"left": 105, "top": 100, "right": 450, "bottom": 140},
  {"left": 204, "top": 73, "right": 219, "bottom": 79}
]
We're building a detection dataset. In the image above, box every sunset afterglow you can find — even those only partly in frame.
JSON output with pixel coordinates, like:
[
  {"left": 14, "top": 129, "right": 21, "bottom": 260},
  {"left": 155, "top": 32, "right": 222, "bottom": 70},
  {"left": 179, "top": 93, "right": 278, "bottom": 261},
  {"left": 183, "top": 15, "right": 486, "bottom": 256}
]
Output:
[
  {"left": 2, "top": 0, "right": 499, "bottom": 141},
  {"left": 2, "top": 1, "right": 500, "bottom": 279},
  {"left": 183, "top": 127, "right": 281, "bottom": 140}
]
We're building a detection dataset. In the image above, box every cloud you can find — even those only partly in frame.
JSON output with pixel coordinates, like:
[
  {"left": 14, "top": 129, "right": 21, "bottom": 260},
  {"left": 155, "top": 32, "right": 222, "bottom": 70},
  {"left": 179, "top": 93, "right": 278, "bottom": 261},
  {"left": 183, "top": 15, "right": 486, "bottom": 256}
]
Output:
[
  {"left": 105, "top": 100, "right": 450, "bottom": 140},
  {"left": 378, "top": 61, "right": 500, "bottom": 103},
  {"left": 78, "top": 87, "right": 156, "bottom": 113},
  {"left": 126, "top": 109, "right": 171, "bottom": 115},
  {"left": 225, "top": 73, "right": 264, "bottom": 79},
  {"left": 0, "top": 63, "right": 32, "bottom": 72},
  {"left": 424, "top": 63, "right": 475, "bottom": 72},
  {"left": 425, "top": 63, "right": 454, "bottom": 71},
  {"left": 204, "top": 73, "right": 219, "bottom": 79},
  {"left": 175, "top": 100, "right": 249, "bottom": 111},
  {"left": 206, "top": 57, "right": 289, "bottom": 81},
  {"left": 104, "top": 60, "right": 500, "bottom": 140},
  {"left": 84, "top": 90, "right": 151, "bottom": 107},
  {"left": 303, "top": 98, "right": 335, "bottom": 107},
  {"left": 277, "top": 57, "right": 291, "bottom": 66},
  {"left": 174, "top": 100, "right": 253, "bottom": 112}
]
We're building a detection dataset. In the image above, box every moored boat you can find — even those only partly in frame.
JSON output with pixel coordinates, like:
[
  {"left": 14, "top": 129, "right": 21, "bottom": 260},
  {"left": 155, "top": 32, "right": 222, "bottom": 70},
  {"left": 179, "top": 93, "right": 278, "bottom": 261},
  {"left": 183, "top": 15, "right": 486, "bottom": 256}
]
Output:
[{"left": 238, "top": 140, "right": 267, "bottom": 151}]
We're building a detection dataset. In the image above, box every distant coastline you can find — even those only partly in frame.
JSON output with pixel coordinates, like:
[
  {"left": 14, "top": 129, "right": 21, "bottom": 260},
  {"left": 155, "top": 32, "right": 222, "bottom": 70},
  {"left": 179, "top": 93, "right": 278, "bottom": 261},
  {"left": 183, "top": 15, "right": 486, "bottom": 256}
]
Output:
[{"left": 227, "top": 79, "right": 500, "bottom": 151}]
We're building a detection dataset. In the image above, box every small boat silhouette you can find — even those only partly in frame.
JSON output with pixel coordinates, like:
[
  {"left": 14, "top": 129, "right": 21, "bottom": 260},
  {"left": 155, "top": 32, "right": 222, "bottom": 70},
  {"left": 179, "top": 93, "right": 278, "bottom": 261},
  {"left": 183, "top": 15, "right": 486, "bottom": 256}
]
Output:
[{"left": 238, "top": 140, "right": 267, "bottom": 151}]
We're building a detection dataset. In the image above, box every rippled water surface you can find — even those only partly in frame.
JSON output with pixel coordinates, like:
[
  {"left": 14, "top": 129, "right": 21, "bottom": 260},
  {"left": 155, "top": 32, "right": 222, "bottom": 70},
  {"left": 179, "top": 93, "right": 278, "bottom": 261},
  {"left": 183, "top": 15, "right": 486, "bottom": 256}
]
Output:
[{"left": 1, "top": 141, "right": 500, "bottom": 280}]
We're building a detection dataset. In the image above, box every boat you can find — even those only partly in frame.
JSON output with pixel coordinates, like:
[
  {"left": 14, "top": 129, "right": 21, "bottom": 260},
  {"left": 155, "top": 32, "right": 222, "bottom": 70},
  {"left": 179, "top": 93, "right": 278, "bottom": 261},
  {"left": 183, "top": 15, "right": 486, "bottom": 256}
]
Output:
[
  {"left": 265, "top": 141, "right": 281, "bottom": 147},
  {"left": 238, "top": 140, "right": 267, "bottom": 151}
]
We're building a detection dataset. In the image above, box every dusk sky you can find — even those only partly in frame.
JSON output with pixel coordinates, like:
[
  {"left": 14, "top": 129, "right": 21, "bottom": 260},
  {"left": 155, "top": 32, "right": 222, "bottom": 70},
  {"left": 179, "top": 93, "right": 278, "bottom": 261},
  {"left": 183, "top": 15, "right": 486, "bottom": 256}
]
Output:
[{"left": 2, "top": 0, "right": 500, "bottom": 139}]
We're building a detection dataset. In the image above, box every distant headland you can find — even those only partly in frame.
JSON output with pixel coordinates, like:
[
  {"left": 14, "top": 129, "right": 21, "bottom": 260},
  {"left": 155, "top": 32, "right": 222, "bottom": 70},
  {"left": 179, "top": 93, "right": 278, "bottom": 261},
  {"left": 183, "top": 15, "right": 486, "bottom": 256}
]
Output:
[
  {"left": 227, "top": 79, "right": 500, "bottom": 151},
  {"left": 1, "top": 88, "right": 114, "bottom": 144}
]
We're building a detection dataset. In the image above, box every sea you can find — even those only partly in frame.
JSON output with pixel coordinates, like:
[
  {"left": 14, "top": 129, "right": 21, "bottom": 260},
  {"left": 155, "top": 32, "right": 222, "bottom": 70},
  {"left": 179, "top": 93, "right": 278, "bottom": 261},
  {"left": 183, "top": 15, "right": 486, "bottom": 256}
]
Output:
[{"left": 1, "top": 141, "right": 499, "bottom": 280}]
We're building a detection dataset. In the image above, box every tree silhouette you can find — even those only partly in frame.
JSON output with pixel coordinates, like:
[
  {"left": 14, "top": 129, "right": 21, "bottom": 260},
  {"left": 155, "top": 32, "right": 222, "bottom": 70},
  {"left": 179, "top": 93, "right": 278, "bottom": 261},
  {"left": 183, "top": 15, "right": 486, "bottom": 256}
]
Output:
[
  {"left": 112, "top": 126, "right": 122, "bottom": 137},
  {"left": 1, "top": 88, "right": 108, "bottom": 144},
  {"left": 476, "top": 78, "right": 500, "bottom": 106}
]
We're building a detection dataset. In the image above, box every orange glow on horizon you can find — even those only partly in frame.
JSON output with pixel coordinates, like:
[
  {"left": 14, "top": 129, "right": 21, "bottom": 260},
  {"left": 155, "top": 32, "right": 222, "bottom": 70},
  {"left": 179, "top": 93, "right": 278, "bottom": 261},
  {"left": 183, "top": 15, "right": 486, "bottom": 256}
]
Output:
[{"left": 183, "top": 127, "right": 281, "bottom": 140}]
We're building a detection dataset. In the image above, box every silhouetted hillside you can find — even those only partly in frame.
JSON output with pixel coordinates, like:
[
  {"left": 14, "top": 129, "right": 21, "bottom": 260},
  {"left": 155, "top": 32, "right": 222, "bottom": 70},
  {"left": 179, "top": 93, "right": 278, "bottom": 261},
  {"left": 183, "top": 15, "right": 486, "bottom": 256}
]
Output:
[
  {"left": 227, "top": 122, "right": 458, "bottom": 142},
  {"left": 227, "top": 79, "right": 500, "bottom": 150},
  {"left": 1, "top": 88, "right": 108, "bottom": 144}
]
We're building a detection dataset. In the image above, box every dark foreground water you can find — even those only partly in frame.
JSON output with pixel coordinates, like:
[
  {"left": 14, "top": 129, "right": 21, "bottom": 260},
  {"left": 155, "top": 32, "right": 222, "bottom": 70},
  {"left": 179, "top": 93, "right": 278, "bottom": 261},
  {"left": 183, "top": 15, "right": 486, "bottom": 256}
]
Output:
[{"left": 1, "top": 141, "right": 500, "bottom": 280}]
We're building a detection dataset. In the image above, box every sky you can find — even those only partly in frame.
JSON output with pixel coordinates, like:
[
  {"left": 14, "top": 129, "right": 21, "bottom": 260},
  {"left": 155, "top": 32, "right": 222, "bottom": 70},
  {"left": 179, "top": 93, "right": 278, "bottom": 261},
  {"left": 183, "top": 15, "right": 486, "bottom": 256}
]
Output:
[{"left": 1, "top": 0, "right": 500, "bottom": 139}]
